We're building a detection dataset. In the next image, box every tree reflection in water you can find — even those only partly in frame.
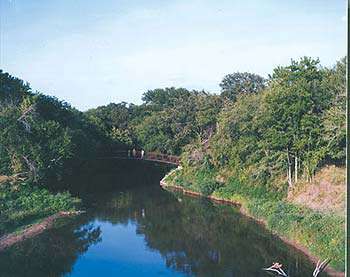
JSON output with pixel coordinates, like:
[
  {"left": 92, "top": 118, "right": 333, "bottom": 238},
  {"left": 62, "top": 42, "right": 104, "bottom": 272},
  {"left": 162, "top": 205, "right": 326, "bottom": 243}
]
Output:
[
  {"left": 0, "top": 218, "right": 101, "bottom": 277},
  {"left": 84, "top": 186, "right": 318, "bottom": 276},
  {"left": 0, "top": 162, "right": 324, "bottom": 277}
]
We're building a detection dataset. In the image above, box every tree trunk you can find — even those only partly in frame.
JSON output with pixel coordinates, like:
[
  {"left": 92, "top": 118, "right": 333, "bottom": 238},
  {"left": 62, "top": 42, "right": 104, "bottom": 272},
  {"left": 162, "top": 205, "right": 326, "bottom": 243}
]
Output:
[
  {"left": 294, "top": 155, "right": 298, "bottom": 183},
  {"left": 287, "top": 149, "right": 292, "bottom": 187},
  {"left": 288, "top": 164, "right": 292, "bottom": 187}
]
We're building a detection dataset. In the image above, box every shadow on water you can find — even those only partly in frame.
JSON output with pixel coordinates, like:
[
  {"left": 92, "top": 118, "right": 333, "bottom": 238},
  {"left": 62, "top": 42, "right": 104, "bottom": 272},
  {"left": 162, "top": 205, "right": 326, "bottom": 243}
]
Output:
[{"left": 0, "top": 160, "right": 327, "bottom": 277}]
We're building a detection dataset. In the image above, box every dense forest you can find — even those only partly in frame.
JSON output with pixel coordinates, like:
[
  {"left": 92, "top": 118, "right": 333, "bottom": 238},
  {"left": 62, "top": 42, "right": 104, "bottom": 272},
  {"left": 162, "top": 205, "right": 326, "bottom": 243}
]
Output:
[
  {"left": 86, "top": 56, "right": 345, "bottom": 191},
  {"left": 0, "top": 56, "right": 346, "bottom": 269}
]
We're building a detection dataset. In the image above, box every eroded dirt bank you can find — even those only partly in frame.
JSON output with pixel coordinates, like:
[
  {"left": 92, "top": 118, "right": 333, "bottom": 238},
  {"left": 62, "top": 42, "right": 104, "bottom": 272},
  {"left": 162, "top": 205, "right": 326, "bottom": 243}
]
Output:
[{"left": 0, "top": 211, "right": 84, "bottom": 251}]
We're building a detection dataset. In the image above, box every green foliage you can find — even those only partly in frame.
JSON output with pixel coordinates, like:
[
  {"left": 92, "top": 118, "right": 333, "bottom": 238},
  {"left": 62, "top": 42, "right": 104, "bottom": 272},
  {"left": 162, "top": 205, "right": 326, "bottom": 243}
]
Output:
[
  {"left": 0, "top": 181, "right": 80, "bottom": 235},
  {"left": 0, "top": 70, "right": 31, "bottom": 103},
  {"left": 261, "top": 57, "right": 331, "bottom": 180},
  {"left": 224, "top": 177, "right": 282, "bottom": 200},
  {"left": 134, "top": 89, "right": 223, "bottom": 154},
  {"left": 88, "top": 87, "right": 223, "bottom": 155},
  {"left": 109, "top": 127, "right": 133, "bottom": 146},
  {"left": 220, "top": 72, "right": 266, "bottom": 101},
  {"left": 165, "top": 57, "right": 346, "bottom": 271},
  {"left": 0, "top": 71, "right": 112, "bottom": 187},
  {"left": 166, "top": 169, "right": 345, "bottom": 271},
  {"left": 0, "top": 70, "right": 115, "bottom": 234},
  {"left": 141, "top": 87, "right": 191, "bottom": 109},
  {"left": 194, "top": 170, "right": 222, "bottom": 196},
  {"left": 0, "top": 56, "right": 346, "bottom": 269},
  {"left": 85, "top": 102, "right": 133, "bottom": 147},
  {"left": 322, "top": 106, "right": 346, "bottom": 162},
  {"left": 2, "top": 57, "right": 344, "bottom": 186},
  {"left": 321, "top": 57, "right": 346, "bottom": 164},
  {"left": 182, "top": 57, "right": 346, "bottom": 194},
  {"left": 248, "top": 199, "right": 345, "bottom": 270}
]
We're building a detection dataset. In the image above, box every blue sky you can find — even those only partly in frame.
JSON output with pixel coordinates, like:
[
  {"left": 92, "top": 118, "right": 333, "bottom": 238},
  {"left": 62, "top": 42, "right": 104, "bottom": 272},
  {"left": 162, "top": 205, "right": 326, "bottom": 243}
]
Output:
[{"left": 0, "top": 0, "right": 347, "bottom": 110}]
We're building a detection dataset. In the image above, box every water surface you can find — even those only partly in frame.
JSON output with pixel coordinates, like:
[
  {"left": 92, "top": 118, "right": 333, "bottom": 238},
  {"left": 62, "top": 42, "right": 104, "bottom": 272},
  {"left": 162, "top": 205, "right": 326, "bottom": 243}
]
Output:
[{"left": 0, "top": 161, "right": 324, "bottom": 276}]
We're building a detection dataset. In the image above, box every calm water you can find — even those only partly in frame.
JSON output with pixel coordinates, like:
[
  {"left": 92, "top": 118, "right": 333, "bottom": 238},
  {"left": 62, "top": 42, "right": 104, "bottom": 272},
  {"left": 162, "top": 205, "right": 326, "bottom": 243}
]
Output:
[{"left": 0, "top": 161, "right": 325, "bottom": 277}]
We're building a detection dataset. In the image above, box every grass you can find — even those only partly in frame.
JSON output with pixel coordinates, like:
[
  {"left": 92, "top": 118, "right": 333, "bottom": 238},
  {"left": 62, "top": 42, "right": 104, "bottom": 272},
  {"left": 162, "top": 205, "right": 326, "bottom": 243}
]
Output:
[
  {"left": 0, "top": 181, "right": 80, "bottom": 236},
  {"left": 164, "top": 168, "right": 345, "bottom": 271},
  {"left": 247, "top": 199, "right": 345, "bottom": 270}
]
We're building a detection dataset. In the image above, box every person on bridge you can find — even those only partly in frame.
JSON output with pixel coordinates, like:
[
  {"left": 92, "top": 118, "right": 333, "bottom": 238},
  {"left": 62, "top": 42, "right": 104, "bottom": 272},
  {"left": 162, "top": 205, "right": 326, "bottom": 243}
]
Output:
[
  {"left": 127, "top": 150, "right": 131, "bottom": 157},
  {"left": 132, "top": 148, "right": 136, "bottom": 158},
  {"left": 141, "top": 149, "right": 145, "bottom": 159}
]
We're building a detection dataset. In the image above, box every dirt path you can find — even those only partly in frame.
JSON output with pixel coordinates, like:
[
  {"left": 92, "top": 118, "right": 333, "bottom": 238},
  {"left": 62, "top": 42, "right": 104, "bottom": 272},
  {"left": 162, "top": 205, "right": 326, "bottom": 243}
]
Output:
[{"left": 0, "top": 210, "right": 84, "bottom": 251}]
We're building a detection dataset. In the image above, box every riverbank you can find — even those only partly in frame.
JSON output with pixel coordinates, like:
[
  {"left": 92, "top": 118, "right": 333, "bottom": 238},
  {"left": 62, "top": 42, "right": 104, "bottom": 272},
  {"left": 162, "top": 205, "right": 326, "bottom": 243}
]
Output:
[
  {"left": 0, "top": 177, "right": 81, "bottom": 237},
  {"left": 160, "top": 168, "right": 345, "bottom": 276},
  {"left": 0, "top": 210, "right": 84, "bottom": 251}
]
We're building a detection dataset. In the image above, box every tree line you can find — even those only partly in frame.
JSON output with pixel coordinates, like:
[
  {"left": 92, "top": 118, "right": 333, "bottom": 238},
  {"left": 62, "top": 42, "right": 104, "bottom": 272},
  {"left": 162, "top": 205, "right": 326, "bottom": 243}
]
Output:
[
  {"left": 87, "top": 56, "right": 345, "bottom": 190},
  {"left": 0, "top": 56, "right": 346, "bottom": 191},
  {"left": 1, "top": 55, "right": 345, "bottom": 268}
]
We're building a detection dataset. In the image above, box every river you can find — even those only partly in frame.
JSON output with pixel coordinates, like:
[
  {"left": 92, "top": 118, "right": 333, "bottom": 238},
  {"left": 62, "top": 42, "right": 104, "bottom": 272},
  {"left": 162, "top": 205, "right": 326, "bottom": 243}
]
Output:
[{"left": 0, "top": 160, "right": 324, "bottom": 276}]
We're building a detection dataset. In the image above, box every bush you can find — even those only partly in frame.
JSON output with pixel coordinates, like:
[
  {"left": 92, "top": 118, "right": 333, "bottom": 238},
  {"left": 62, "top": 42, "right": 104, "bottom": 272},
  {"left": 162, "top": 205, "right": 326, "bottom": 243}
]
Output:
[{"left": 198, "top": 180, "right": 222, "bottom": 196}]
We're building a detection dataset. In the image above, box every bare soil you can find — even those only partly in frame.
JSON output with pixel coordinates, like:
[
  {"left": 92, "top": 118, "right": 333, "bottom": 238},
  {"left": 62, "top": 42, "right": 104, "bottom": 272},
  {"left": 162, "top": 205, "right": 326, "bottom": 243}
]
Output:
[
  {"left": 0, "top": 211, "right": 84, "bottom": 251},
  {"left": 287, "top": 166, "right": 345, "bottom": 215}
]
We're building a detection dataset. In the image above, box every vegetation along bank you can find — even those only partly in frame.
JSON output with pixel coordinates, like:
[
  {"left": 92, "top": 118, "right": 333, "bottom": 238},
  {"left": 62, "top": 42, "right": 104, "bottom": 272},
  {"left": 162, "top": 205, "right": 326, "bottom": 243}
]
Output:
[
  {"left": 161, "top": 57, "right": 346, "bottom": 272},
  {"left": 0, "top": 56, "right": 346, "bottom": 272}
]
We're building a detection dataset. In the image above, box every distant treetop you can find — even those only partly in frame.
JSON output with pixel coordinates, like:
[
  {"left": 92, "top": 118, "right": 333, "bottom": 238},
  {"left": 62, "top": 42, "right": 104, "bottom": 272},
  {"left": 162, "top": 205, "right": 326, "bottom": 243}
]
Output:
[{"left": 219, "top": 72, "right": 266, "bottom": 101}]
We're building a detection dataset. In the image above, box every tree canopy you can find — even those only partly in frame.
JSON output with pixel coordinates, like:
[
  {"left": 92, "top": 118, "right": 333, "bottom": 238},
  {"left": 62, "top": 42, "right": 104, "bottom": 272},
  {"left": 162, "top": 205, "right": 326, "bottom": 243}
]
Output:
[
  {"left": 0, "top": 56, "right": 346, "bottom": 190},
  {"left": 182, "top": 57, "right": 346, "bottom": 192},
  {"left": 220, "top": 72, "right": 266, "bottom": 101}
]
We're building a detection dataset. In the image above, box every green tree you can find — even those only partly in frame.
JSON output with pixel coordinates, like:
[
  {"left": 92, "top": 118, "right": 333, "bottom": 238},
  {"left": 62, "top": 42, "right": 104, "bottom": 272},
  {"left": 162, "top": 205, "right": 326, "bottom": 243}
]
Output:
[
  {"left": 0, "top": 71, "right": 111, "bottom": 187},
  {"left": 321, "top": 57, "right": 346, "bottom": 164},
  {"left": 141, "top": 87, "right": 191, "bottom": 109},
  {"left": 262, "top": 57, "right": 331, "bottom": 185},
  {"left": 133, "top": 90, "right": 223, "bottom": 155},
  {"left": 220, "top": 72, "right": 266, "bottom": 101}
]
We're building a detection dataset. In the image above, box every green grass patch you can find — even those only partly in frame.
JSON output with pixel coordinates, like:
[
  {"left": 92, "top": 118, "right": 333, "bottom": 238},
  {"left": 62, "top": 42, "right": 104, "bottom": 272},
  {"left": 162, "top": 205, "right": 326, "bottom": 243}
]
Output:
[
  {"left": 248, "top": 199, "right": 345, "bottom": 270},
  {"left": 0, "top": 181, "right": 80, "bottom": 236}
]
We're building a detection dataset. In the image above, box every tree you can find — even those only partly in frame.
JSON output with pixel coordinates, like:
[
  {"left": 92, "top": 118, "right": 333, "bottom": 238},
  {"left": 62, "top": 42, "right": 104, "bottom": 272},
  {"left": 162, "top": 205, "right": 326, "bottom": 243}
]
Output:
[
  {"left": 133, "top": 90, "right": 223, "bottom": 155},
  {"left": 262, "top": 57, "right": 331, "bottom": 186},
  {"left": 220, "top": 72, "right": 266, "bottom": 101},
  {"left": 85, "top": 102, "right": 135, "bottom": 149},
  {"left": 85, "top": 102, "right": 130, "bottom": 132},
  {"left": 0, "top": 70, "right": 111, "bottom": 187},
  {"left": 141, "top": 87, "right": 191, "bottom": 109},
  {"left": 321, "top": 57, "right": 346, "bottom": 164}
]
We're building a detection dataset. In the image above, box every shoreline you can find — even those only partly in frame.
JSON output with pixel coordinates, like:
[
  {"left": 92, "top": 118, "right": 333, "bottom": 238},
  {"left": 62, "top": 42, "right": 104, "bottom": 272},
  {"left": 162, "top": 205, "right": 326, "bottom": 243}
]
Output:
[
  {"left": 160, "top": 178, "right": 344, "bottom": 277},
  {"left": 0, "top": 210, "right": 84, "bottom": 251}
]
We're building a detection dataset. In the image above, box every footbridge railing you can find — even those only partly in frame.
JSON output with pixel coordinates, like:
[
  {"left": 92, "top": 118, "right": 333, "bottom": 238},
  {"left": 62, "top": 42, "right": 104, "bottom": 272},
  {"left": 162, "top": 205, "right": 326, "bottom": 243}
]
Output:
[{"left": 100, "top": 150, "right": 180, "bottom": 165}]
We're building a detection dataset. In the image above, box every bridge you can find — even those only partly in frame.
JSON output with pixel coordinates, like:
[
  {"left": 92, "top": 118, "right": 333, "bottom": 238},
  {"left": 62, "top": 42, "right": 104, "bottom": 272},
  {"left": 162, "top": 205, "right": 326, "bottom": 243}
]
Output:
[{"left": 99, "top": 150, "right": 180, "bottom": 165}]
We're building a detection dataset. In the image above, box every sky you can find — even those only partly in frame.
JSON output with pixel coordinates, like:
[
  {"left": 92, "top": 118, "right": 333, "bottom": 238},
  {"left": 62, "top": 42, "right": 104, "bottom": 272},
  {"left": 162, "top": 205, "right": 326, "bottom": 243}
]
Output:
[{"left": 0, "top": 0, "right": 347, "bottom": 111}]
